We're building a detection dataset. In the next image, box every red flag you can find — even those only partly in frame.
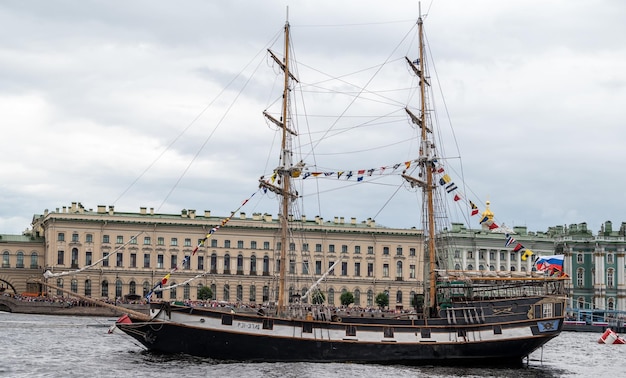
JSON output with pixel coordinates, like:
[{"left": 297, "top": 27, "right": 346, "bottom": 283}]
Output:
[
  {"left": 488, "top": 222, "right": 499, "bottom": 230},
  {"left": 513, "top": 243, "right": 524, "bottom": 252},
  {"left": 453, "top": 194, "right": 461, "bottom": 201}
]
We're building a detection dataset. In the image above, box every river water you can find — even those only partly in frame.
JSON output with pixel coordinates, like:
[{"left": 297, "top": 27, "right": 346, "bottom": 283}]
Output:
[{"left": 0, "top": 312, "right": 621, "bottom": 377}]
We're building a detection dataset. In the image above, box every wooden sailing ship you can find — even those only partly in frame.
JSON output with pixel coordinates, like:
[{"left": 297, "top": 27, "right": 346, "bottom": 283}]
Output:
[{"left": 113, "top": 11, "right": 567, "bottom": 366}]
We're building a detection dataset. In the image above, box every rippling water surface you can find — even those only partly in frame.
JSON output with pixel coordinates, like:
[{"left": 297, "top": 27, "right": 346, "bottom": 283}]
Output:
[{"left": 1, "top": 312, "right": 622, "bottom": 377}]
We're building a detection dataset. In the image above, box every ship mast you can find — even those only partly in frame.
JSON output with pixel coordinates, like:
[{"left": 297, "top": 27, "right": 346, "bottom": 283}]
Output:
[
  {"left": 259, "top": 14, "right": 299, "bottom": 315},
  {"left": 403, "top": 8, "right": 437, "bottom": 316}
]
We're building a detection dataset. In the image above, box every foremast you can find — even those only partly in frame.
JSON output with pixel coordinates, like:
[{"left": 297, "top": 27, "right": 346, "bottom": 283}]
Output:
[
  {"left": 404, "top": 12, "right": 438, "bottom": 316},
  {"left": 259, "top": 18, "right": 299, "bottom": 315}
]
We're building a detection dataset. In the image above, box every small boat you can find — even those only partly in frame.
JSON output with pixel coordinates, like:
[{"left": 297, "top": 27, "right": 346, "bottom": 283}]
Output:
[{"left": 114, "top": 7, "right": 567, "bottom": 366}]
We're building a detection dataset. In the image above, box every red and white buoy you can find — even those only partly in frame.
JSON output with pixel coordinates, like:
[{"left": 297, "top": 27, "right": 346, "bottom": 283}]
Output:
[{"left": 598, "top": 328, "right": 626, "bottom": 344}]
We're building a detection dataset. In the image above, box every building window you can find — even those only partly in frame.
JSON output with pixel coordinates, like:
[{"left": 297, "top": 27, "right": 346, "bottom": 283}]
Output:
[
  {"left": 302, "top": 243, "right": 309, "bottom": 252},
  {"left": 102, "top": 235, "right": 109, "bottom": 244},
  {"left": 169, "top": 283, "right": 176, "bottom": 299},
  {"left": 57, "top": 233, "right": 65, "bottom": 242},
  {"left": 144, "top": 253, "right": 150, "bottom": 268},
  {"left": 577, "top": 253, "right": 583, "bottom": 263},
  {"left": 315, "top": 260, "right": 322, "bottom": 275},
  {"left": 354, "top": 246, "right": 361, "bottom": 254},
  {"left": 250, "top": 255, "right": 257, "bottom": 274},
  {"left": 316, "top": 244, "right": 322, "bottom": 252},
  {"left": 263, "top": 256, "right": 270, "bottom": 275},
  {"left": 396, "top": 261, "right": 403, "bottom": 280},
  {"left": 211, "top": 239, "right": 218, "bottom": 248},
  {"left": 171, "top": 255, "right": 177, "bottom": 269},
  {"left": 367, "top": 246, "right": 374, "bottom": 255},
  {"left": 211, "top": 253, "right": 218, "bottom": 273},
  {"left": 367, "top": 263, "right": 374, "bottom": 277},
  {"left": 342, "top": 245, "right": 348, "bottom": 253},
  {"left": 396, "top": 290, "right": 402, "bottom": 304},
  {"left": 237, "top": 254, "right": 244, "bottom": 274},
  {"left": 184, "top": 238, "right": 192, "bottom": 247},
  {"left": 184, "top": 284, "right": 191, "bottom": 300},
  {"left": 71, "top": 233, "right": 79, "bottom": 242},
  {"left": 237, "top": 240, "right": 244, "bottom": 249},
  {"left": 396, "top": 247, "right": 403, "bottom": 256},
  {"left": 409, "top": 248, "right": 416, "bottom": 256},
  {"left": 115, "top": 280, "right": 122, "bottom": 298},
  {"left": 329, "top": 244, "right": 335, "bottom": 253},
  {"left": 56, "top": 278, "right": 64, "bottom": 296},
  {"left": 383, "top": 247, "right": 389, "bottom": 255},
  {"left": 410, "top": 264, "right": 416, "bottom": 279},
  {"left": 237, "top": 285, "right": 243, "bottom": 302},
  {"left": 341, "top": 262, "right": 348, "bottom": 276},
  {"left": 129, "top": 281, "right": 136, "bottom": 295},
  {"left": 608, "top": 253, "right": 614, "bottom": 264},
  {"left": 101, "top": 280, "right": 108, "bottom": 297},
  {"left": 30, "top": 252, "right": 39, "bottom": 269},
  {"left": 367, "top": 290, "right": 374, "bottom": 306},
  {"left": 116, "top": 235, "right": 123, "bottom": 244},
  {"left": 171, "top": 238, "right": 178, "bottom": 246},
  {"left": 608, "top": 269, "right": 615, "bottom": 288},
  {"left": 57, "top": 250, "right": 64, "bottom": 265},
  {"left": 85, "top": 251, "right": 92, "bottom": 266},
  {"left": 116, "top": 253, "right": 123, "bottom": 267},
  {"left": 84, "top": 279, "right": 92, "bottom": 296},
  {"left": 129, "top": 236, "right": 137, "bottom": 245},
  {"left": 157, "top": 254, "right": 164, "bottom": 269},
  {"left": 354, "top": 289, "right": 361, "bottom": 306},
  {"left": 84, "top": 234, "right": 92, "bottom": 243},
  {"left": 224, "top": 240, "right": 230, "bottom": 248},
  {"left": 223, "top": 284, "right": 230, "bottom": 301},
  {"left": 198, "top": 255, "right": 204, "bottom": 270},
  {"left": 224, "top": 254, "right": 231, "bottom": 274},
  {"left": 144, "top": 237, "right": 151, "bottom": 245},
  {"left": 577, "top": 268, "right": 584, "bottom": 287},
  {"left": 16, "top": 252, "right": 24, "bottom": 268},
  {"left": 251, "top": 241, "right": 257, "bottom": 249},
  {"left": 157, "top": 237, "right": 165, "bottom": 245},
  {"left": 328, "top": 288, "right": 335, "bottom": 305},
  {"left": 130, "top": 253, "right": 137, "bottom": 268},
  {"left": 383, "top": 264, "right": 389, "bottom": 277},
  {"left": 328, "top": 261, "right": 335, "bottom": 275},
  {"left": 250, "top": 285, "right": 256, "bottom": 302},
  {"left": 263, "top": 241, "right": 270, "bottom": 250},
  {"left": 468, "top": 251, "right": 473, "bottom": 259},
  {"left": 302, "top": 260, "right": 309, "bottom": 275},
  {"left": 354, "top": 262, "right": 361, "bottom": 277},
  {"left": 102, "top": 251, "right": 109, "bottom": 267}
]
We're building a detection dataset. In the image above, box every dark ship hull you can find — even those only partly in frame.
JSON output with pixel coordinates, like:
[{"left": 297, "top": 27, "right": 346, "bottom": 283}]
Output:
[{"left": 116, "top": 295, "right": 564, "bottom": 366}]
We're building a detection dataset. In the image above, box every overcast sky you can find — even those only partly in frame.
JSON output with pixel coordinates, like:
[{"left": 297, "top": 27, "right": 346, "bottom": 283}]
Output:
[{"left": 1, "top": 0, "right": 625, "bottom": 236}]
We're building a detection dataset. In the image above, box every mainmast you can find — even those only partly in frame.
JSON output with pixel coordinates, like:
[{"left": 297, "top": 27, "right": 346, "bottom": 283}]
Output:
[
  {"left": 403, "top": 10, "right": 438, "bottom": 316},
  {"left": 259, "top": 16, "right": 299, "bottom": 315}
]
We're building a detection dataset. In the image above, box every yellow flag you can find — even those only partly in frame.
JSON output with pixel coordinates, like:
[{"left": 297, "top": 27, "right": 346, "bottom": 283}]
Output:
[{"left": 522, "top": 249, "right": 533, "bottom": 261}]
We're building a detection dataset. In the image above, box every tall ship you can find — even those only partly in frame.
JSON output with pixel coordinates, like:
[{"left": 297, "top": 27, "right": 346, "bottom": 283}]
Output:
[{"left": 112, "top": 9, "right": 567, "bottom": 366}]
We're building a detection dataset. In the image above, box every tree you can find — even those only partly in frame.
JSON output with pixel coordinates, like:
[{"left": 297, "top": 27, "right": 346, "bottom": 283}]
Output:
[
  {"left": 375, "top": 292, "right": 389, "bottom": 309},
  {"left": 340, "top": 291, "right": 354, "bottom": 306},
  {"left": 197, "top": 286, "right": 213, "bottom": 301},
  {"left": 311, "top": 289, "right": 325, "bottom": 304}
]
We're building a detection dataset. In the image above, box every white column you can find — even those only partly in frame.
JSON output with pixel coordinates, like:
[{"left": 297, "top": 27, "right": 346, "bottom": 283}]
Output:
[
  {"left": 595, "top": 245, "right": 605, "bottom": 309},
  {"left": 617, "top": 250, "right": 625, "bottom": 312}
]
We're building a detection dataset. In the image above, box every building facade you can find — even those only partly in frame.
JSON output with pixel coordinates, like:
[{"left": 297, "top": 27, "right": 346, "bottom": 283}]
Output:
[
  {"left": 554, "top": 221, "right": 626, "bottom": 312},
  {"left": 2, "top": 202, "right": 425, "bottom": 309}
]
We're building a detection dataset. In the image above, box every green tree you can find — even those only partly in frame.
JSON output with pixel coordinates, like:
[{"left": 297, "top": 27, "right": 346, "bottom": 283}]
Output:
[
  {"left": 340, "top": 291, "right": 355, "bottom": 306},
  {"left": 375, "top": 292, "right": 389, "bottom": 309},
  {"left": 311, "top": 289, "right": 325, "bottom": 304},
  {"left": 197, "top": 286, "right": 213, "bottom": 301}
]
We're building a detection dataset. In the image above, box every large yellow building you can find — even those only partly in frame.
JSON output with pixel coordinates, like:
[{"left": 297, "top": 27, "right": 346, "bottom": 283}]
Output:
[{"left": 1, "top": 202, "right": 425, "bottom": 309}]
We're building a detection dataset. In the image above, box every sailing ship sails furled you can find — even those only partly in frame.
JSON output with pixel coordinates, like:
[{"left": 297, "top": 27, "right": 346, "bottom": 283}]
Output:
[{"left": 114, "top": 12, "right": 567, "bottom": 366}]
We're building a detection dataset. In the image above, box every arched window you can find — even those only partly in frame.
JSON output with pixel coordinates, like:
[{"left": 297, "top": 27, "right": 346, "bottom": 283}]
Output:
[
  {"left": 577, "top": 297, "right": 585, "bottom": 309},
  {"left": 210, "top": 284, "right": 217, "bottom": 300},
  {"left": 129, "top": 281, "right": 136, "bottom": 295},
  {"left": 249, "top": 285, "right": 256, "bottom": 302},
  {"left": 2, "top": 251, "right": 9, "bottom": 268},
  {"left": 478, "top": 265, "right": 485, "bottom": 271},
  {"left": 608, "top": 298, "right": 615, "bottom": 310},
  {"left": 56, "top": 278, "right": 63, "bottom": 296},
  {"left": 454, "top": 263, "right": 461, "bottom": 270},
  {"left": 223, "top": 284, "right": 230, "bottom": 301},
  {"left": 71, "top": 279, "right": 78, "bottom": 293},
  {"left": 490, "top": 265, "right": 496, "bottom": 271},
  {"left": 367, "top": 289, "right": 374, "bottom": 307},
  {"left": 250, "top": 255, "right": 257, "bottom": 274},
  {"left": 237, "top": 284, "right": 243, "bottom": 302},
  {"left": 101, "top": 280, "right": 109, "bottom": 298},
  {"left": 30, "top": 252, "right": 39, "bottom": 269},
  {"left": 115, "top": 279, "right": 123, "bottom": 298},
  {"left": 71, "top": 248, "right": 79, "bottom": 268},
  {"left": 354, "top": 288, "right": 361, "bottom": 306},
  {"left": 183, "top": 283, "right": 190, "bottom": 300},
  {"left": 143, "top": 281, "right": 150, "bottom": 296},
  {"left": 210, "top": 253, "right": 217, "bottom": 273},
  {"left": 237, "top": 254, "right": 244, "bottom": 274},
  {"left": 608, "top": 268, "right": 615, "bottom": 288},
  {"left": 328, "top": 288, "right": 335, "bottom": 305},
  {"left": 467, "top": 264, "right": 474, "bottom": 270},
  {"left": 577, "top": 268, "right": 585, "bottom": 287},
  {"left": 396, "top": 261, "right": 403, "bottom": 279},
  {"left": 169, "top": 282, "right": 177, "bottom": 299},
  {"left": 223, "top": 254, "right": 231, "bottom": 274},
  {"left": 263, "top": 255, "right": 270, "bottom": 275},
  {"left": 16, "top": 251, "right": 24, "bottom": 268},
  {"left": 263, "top": 285, "right": 269, "bottom": 302},
  {"left": 396, "top": 290, "right": 402, "bottom": 304},
  {"left": 84, "top": 279, "right": 92, "bottom": 296}
]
